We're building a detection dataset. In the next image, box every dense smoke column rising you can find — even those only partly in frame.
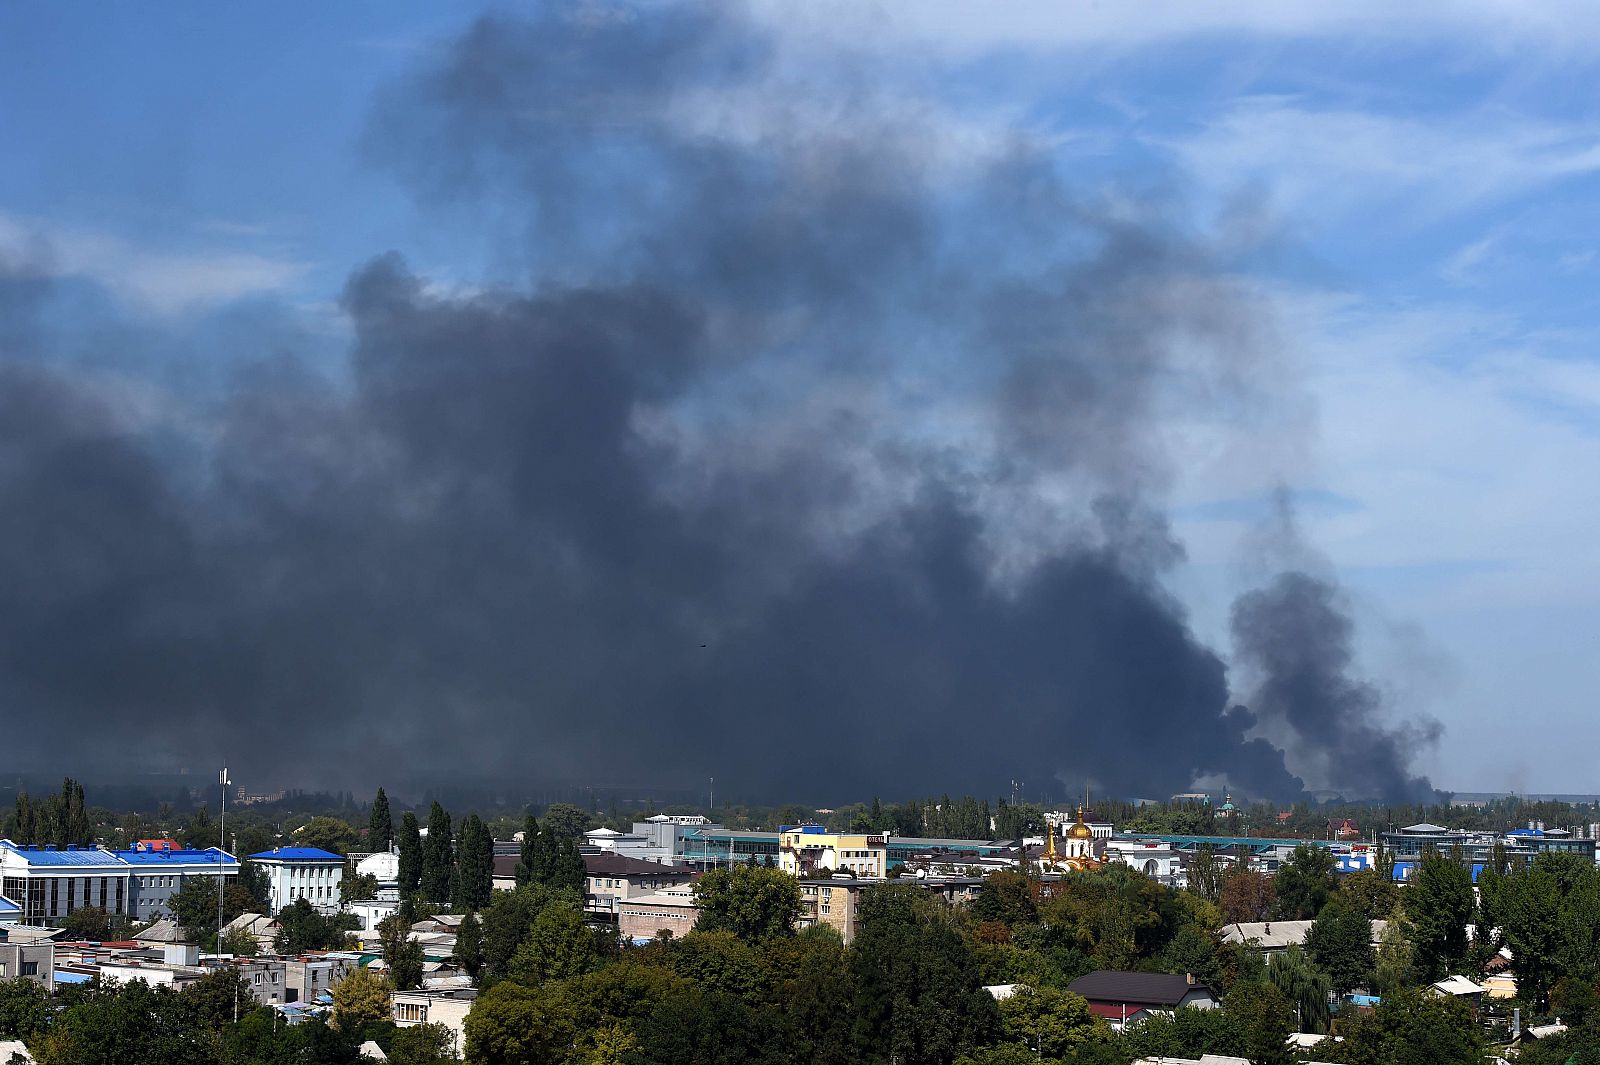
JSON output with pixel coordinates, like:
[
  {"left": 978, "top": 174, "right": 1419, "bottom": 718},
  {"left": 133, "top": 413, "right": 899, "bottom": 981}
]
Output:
[{"left": 0, "top": 3, "right": 1435, "bottom": 801}]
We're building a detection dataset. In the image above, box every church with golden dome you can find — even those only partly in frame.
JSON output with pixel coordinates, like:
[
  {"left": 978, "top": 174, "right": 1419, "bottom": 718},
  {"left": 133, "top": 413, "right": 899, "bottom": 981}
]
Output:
[{"left": 1038, "top": 804, "right": 1104, "bottom": 873}]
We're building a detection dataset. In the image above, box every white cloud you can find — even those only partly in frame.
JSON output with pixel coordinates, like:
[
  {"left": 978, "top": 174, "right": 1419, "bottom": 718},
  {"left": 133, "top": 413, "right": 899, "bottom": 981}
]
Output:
[
  {"left": 0, "top": 212, "right": 308, "bottom": 316},
  {"left": 752, "top": 1, "right": 1600, "bottom": 59},
  {"left": 1163, "top": 98, "right": 1600, "bottom": 227}
]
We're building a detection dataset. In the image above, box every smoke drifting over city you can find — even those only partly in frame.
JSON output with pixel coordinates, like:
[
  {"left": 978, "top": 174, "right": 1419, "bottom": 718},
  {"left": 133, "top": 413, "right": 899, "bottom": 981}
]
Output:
[{"left": 0, "top": 5, "right": 1437, "bottom": 803}]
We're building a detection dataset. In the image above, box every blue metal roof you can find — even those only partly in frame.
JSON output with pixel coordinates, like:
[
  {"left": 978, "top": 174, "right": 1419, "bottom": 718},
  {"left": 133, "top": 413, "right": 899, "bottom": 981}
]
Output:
[
  {"left": 53, "top": 970, "right": 93, "bottom": 985},
  {"left": 248, "top": 848, "right": 344, "bottom": 862},
  {"left": 0, "top": 895, "right": 20, "bottom": 914},
  {"left": 0, "top": 841, "right": 127, "bottom": 867},
  {"left": 114, "top": 847, "right": 237, "bottom": 866}
]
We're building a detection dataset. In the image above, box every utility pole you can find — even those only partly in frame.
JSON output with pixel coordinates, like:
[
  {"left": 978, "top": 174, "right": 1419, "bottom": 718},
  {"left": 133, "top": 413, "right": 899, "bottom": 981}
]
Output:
[{"left": 217, "top": 767, "right": 230, "bottom": 959}]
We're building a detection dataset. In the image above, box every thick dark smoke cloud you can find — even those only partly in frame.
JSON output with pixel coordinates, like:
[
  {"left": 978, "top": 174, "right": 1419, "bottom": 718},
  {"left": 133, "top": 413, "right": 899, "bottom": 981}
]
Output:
[
  {"left": 0, "top": 4, "right": 1436, "bottom": 802},
  {"left": 1231, "top": 573, "right": 1439, "bottom": 804}
]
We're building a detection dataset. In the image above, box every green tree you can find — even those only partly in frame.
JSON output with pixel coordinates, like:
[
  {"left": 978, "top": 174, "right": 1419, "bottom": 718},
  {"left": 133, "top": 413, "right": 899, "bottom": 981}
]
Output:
[
  {"left": 509, "top": 904, "right": 600, "bottom": 985},
  {"left": 993, "top": 984, "right": 1110, "bottom": 1058},
  {"left": 368, "top": 788, "right": 393, "bottom": 852},
  {"left": 389, "top": 1021, "right": 461, "bottom": 1065},
  {"left": 1338, "top": 985, "right": 1484, "bottom": 1065},
  {"left": 1339, "top": 865, "right": 1399, "bottom": 921},
  {"left": 398, "top": 811, "right": 423, "bottom": 900},
  {"left": 969, "top": 870, "right": 1038, "bottom": 929},
  {"left": 380, "top": 912, "right": 425, "bottom": 991},
  {"left": 60, "top": 905, "right": 123, "bottom": 943},
  {"left": 453, "top": 909, "right": 484, "bottom": 981},
  {"left": 1186, "top": 846, "right": 1224, "bottom": 903},
  {"left": 541, "top": 803, "right": 592, "bottom": 840},
  {"left": 462, "top": 980, "right": 577, "bottom": 1065},
  {"left": 516, "top": 815, "right": 542, "bottom": 887},
  {"left": 274, "top": 898, "right": 357, "bottom": 953},
  {"left": 0, "top": 977, "right": 51, "bottom": 1041},
  {"left": 1222, "top": 981, "right": 1294, "bottom": 1065},
  {"left": 421, "top": 802, "right": 453, "bottom": 904},
  {"left": 1273, "top": 844, "right": 1338, "bottom": 920},
  {"left": 342, "top": 870, "right": 380, "bottom": 905},
  {"left": 455, "top": 813, "right": 493, "bottom": 911},
  {"left": 329, "top": 966, "right": 392, "bottom": 1031},
  {"left": 692, "top": 866, "right": 802, "bottom": 943},
  {"left": 1267, "top": 946, "right": 1331, "bottom": 1034},
  {"left": 480, "top": 884, "right": 564, "bottom": 985},
  {"left": 629, "top": 989, "right": 783, "bottom": 1065},
  {"left": 218, "top": 925, "right": 259, "bottom": 957},
  {"left": 851, "top": 883, "right": 999, "bottom": 1065},
  {"left": 295, "top": 816, "right": 356, "bottom": 856},
  {"left": 1305, "top": 894, "right": 1375, "bottom": 995},
  {"left": 1372, "top": 910, "right": 1415, "bottom": 995},
  {"left": 168, "top": 876, "right": 257, "bottom": 945},
  {"left": 1402, "top": 850, "right": 1472, "bottom": 982}
]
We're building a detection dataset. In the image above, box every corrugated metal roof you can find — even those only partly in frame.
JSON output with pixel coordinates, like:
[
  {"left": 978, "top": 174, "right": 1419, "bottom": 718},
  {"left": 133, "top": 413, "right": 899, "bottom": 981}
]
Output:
[
  {"left": 248, "top": 848, "right": 344, "bottom": 862},
  {"left": 0, "top": 842, "right": 126, "bottom": 867},
  {"left": 114, "top": 848, "right": 237, "bottom": 866}
]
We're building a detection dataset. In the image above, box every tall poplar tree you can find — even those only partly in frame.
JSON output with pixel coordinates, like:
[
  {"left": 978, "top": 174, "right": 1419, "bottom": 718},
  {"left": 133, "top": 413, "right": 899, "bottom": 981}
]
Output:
[
  {"left": 455, "top": 814, "right": 493, "bottom": 911},
  {"left": 368, "top": 788, "right": 393, "bottom": 852},
  {"left": 397, "top": 811, "right": 422, "bottom": 901},
  {"left": 421, "top": 802, "right": 454, "bottom": 903},
  {"left": 515, "top": 815, "right": 540, "bottom": 887}
]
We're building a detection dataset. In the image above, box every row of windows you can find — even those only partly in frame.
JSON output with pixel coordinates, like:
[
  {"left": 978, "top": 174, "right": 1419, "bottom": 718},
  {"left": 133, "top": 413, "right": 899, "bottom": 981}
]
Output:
[
  {"left": 4, "top": 876, "right": 126, "bottom": 918},
  {"left": 0, "top": 962, "right": 39, "bottom": 978}
]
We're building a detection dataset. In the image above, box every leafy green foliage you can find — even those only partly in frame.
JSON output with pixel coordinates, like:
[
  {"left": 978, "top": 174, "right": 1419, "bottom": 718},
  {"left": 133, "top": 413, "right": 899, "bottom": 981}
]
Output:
[
  {"left": 851, "top": 883, "right": 999, "bottom": 1065},
  {"left": 509, "top": 903, "right": 602, "bottom": 985},
  {"left": 398, "top": 811, "right": 423, "bottom": 900},
  {"left": 167, "top": 875, "right": 257, "bottom": 945},
  {"left": 993, "top": 984, "right": 1110, "bottom": 1058},
  {"left": 380, "top": 912, "right": 425, "bottom": 991},
  {"left": 0, "top": 977, "right": 50, "bottom": 1041},
  {"left": 388, "top": 1021, "right": 461, "bottom": 1065},
  {"left": 692, "top": 867, "right": 801, "bottom": 943},
  {"left": 1272, "top": 844, "right": 1338, "bottom": 920},
  {"left": 294, "top": 815, "right": 357, "bottom": 855},
  {"left": 1305, "top": 893, "right": 1375, "bottom": 995},
  {"left": 369, "top": 788, "right": 394, "bottom": 852},
  {"left": 455, "top": 813, "right": 494, "bottom": 911},
  {"left": 1402, "top": 850, "right": 1472, "bottom": 982},
  {"left": 274, "top": 897, "right": 358, "bottom": 953},
  {"left": 421, "top": 802, "right": 454, "bottom": 904},
  {"left": 1334, "top": 985, "right": 1485, "bottom": 1064}
]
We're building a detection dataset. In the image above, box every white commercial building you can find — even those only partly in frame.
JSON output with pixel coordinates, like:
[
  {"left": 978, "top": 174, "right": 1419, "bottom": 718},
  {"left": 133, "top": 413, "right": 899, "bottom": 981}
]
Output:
[{"left": 247, "top": 848, "right": 345, "bottom": 915}]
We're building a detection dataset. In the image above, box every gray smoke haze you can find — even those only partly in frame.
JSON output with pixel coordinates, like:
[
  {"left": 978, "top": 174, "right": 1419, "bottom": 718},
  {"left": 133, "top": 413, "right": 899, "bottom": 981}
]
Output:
[{"left": 0, "top": 4, "right": 1437, "bottom": 803}]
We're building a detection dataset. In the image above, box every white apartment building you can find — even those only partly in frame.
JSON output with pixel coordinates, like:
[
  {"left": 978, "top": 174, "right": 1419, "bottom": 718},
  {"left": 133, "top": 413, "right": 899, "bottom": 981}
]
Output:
[{"left": 247, "top": 848, "right": 345, "bottom": 915}]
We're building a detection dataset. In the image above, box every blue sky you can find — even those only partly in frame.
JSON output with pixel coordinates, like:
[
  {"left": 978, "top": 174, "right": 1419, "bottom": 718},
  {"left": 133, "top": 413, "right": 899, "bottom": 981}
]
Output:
[{"left": 5, "top": 2, "right": 1600, "bottom": 791}]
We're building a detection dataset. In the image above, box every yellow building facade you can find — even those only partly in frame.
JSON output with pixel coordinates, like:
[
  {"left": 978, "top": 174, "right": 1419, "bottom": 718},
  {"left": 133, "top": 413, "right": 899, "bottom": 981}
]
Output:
[{"left": 778, "top": 826, "right": 888, "bottom": 878}]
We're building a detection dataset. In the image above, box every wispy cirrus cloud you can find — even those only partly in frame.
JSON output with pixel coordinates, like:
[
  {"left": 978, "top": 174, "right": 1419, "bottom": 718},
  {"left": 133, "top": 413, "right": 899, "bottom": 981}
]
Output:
[
  {"left": 1164, "top": 98, "right": 1600, "bottom": 227},
  {"left": 0, "top": 212, "right": 308, "bottom": 316}
]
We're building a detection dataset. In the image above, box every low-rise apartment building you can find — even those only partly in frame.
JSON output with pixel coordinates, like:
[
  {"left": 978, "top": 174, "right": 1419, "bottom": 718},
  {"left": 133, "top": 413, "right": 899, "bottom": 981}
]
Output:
[
  {"left": 584, "top": 853, "right": 697, "bottom": 918},
  {"left": 778, "top": 826, "right": 887, "bottom": 879},
  {"left": 393, "top": 988, "right": 477, "bottom": 1057}
]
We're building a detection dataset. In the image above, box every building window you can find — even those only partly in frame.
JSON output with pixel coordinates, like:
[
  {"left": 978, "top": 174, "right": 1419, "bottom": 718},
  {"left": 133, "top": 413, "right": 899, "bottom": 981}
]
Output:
[{"left": 20, "top": 962, "right": 37, "bottom": 977}]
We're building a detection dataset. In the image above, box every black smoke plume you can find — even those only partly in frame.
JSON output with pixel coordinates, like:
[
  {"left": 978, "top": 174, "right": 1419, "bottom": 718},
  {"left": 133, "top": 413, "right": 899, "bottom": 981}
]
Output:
[{"left": 0, "top": 4, "right": 1436, "bottom": 802}]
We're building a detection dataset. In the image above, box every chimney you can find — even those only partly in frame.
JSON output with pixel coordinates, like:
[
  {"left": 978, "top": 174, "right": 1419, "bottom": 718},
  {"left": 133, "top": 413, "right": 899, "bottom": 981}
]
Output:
[{"left": 1186, "top": 972, "right": 1195, "bottom": 985}]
